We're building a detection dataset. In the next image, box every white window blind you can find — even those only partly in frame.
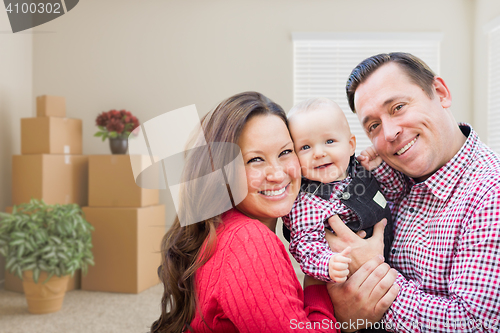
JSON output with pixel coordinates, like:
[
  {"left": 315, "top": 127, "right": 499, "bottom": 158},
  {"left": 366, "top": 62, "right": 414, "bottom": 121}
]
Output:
[
  {"left": 487, "top": 22, "right": 500, "bottom": 154},
  {"left": 293, "top": 32, "right": 441, "bottom": 154}
]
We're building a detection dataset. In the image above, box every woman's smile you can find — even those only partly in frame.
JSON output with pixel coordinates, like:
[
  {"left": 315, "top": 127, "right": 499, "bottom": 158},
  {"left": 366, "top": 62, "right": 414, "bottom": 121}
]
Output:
[{"left": 258, "top": 183, "right": 290, "bottom": 199}]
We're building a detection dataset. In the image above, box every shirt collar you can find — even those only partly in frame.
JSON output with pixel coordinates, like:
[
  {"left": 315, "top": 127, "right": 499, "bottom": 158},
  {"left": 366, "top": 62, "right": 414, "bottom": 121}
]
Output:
[
  {"left": 422, "top": 123, "right": 477, "bottom": 201},
  {"left": 300, "top": 175, "right": 351, "bottom": 201}
]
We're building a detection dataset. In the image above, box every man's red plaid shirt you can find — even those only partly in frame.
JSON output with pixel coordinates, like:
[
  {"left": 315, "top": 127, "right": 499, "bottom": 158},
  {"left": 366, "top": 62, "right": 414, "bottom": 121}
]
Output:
[{"left": 373, "top": 124, "right": 500, "bottom": 332}]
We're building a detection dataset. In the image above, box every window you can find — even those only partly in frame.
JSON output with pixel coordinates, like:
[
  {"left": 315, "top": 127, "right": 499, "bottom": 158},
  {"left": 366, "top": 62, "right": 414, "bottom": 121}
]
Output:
[
  {"left": 293, "top": 32, "right": 442, "bottom": 154},
  {"left": 486, "top": 18, "right": 500, "bottom": 153}
]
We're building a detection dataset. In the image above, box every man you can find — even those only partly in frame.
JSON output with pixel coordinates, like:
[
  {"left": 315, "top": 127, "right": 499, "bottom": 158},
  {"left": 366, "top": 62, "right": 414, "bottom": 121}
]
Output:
[{"left": 326, "top": 53, "right": 500, "bottom": 332}]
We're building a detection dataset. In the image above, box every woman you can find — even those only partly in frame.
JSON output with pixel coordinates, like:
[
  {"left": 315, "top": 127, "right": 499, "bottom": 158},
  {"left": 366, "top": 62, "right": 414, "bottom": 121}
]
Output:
[{"left": 151, "top": 92, "right": 394, "bottom": 332}]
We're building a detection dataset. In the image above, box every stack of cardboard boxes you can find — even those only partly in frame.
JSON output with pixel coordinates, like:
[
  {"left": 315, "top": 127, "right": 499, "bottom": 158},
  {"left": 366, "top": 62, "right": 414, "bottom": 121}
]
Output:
[
  {"left": 5, "top": 96, "right": 164, "bottom": 294},
  {"left": 5, "top": 95, "right": 88, "bottom": 292},
  {"left": 82, "top": 155, "right": 164, "bottom": 293}
]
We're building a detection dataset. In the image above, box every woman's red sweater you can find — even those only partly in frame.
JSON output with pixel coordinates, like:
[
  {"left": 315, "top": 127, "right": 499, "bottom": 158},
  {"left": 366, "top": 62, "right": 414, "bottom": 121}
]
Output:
[{"left": 189, "top": 209, "right": 340, "bottom": 332}]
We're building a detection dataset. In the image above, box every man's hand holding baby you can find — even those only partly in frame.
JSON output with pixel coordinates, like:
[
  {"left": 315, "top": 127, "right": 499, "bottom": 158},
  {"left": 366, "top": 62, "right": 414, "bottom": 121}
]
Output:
[{"left": 326, "top": 215, "right": 386, "bottom": 275}]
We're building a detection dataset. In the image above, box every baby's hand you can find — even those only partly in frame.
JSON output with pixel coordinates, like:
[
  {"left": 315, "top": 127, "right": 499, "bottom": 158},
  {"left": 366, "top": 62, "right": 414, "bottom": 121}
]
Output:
[
  {"left": 329, "top": 247, "right": 351, "bottom": 283},
  {"left": 357, "top": 146, "right": 383, "bottom": 171}
]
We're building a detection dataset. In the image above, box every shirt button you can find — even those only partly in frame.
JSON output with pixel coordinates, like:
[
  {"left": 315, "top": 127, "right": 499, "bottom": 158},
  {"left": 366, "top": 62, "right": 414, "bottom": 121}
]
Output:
[
  {"left": 409, "top": 207, "right": 415, "bottom": 213},
  {"left": 391, "top": 249, "right": 396, "bottom": 254}
]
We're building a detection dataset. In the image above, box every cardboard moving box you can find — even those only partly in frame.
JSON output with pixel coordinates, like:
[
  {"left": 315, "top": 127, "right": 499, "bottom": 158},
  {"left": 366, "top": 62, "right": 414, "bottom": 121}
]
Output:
[
  {"left": 89, "top": 155, "right": 159, "bottom": 207},
  {"left": 12, "top": 155, "right": 89, "bottom": 206},
  {"left": 21, "top": 117, "right": 82, "bottom": 154},
  {"left": 81, "top": 205, "right": 165, "bottom": 293},
  {"left": 36, "top": 95, "right": 66, "bottom": 117}
]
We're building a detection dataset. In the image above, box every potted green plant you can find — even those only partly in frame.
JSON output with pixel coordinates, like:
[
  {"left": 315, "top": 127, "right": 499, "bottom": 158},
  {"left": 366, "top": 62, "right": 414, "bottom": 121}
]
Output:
[
  {"left": 0, "top": 199, "right": 94, "bottom": 314},
  {"left": 94, "top": 109, "right": 140, "bottom": 154}
]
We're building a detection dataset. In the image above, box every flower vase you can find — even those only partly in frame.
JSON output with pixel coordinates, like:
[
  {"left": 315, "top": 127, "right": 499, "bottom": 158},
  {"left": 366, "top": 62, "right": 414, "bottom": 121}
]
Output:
[{"left": 109, "top": 138, "right": 128, "bottom": 154}]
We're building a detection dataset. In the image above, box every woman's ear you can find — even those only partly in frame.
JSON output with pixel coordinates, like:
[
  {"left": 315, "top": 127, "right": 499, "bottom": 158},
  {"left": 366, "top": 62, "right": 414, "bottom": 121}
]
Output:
[
  {"left": 349, "top": 134, "right": 356, "bottom": 155},
  {"left": 433, "top": 76, "right": 452, "bottom": 109}
]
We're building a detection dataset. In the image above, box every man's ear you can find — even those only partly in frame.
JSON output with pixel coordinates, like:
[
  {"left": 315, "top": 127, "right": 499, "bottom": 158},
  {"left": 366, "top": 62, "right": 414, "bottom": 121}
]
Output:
[
  {"left": 433, "top": 76, "right": 452, "bottom": 109},
  {"left": 349, "top": 134, "right": 356, "bottom": 155}
]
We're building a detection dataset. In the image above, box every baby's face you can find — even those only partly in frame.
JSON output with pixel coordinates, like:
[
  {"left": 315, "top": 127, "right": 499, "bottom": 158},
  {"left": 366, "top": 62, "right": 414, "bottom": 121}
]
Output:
[{"left": 289, "top": 107, "right": 355, "bottom": 183}]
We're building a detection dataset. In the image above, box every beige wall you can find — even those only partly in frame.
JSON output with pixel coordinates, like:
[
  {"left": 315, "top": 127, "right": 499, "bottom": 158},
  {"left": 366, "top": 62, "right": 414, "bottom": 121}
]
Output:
[
  {"left": 474, "top": 0, "right": 500, "bottom": 140},
  {"left": 0, "top": 10, "right": 33, "bottom": 284}
]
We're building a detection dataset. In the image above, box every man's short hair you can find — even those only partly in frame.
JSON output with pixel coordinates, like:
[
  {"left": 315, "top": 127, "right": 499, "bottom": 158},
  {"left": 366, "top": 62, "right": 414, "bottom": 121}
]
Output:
[{"left": 346, "top": 52, "right": 436, "bottom": 113}]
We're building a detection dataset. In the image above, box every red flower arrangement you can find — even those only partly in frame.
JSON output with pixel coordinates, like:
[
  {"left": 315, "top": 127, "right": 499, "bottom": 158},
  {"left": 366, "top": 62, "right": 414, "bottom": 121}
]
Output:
[{"left": 94, "top": 109, "right": 140, "bottom": 141}]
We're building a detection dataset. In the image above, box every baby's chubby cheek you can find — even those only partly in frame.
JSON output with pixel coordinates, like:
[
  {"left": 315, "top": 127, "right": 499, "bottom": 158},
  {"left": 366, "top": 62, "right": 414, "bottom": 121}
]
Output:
[{"left": 295, "top": 155, "right": 309, "bottom": 173}]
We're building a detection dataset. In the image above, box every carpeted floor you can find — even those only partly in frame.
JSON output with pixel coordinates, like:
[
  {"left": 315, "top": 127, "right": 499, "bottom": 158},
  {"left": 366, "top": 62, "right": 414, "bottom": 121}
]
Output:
[{"left": 0, "top": 284, "right": 163, "bottom": 333}]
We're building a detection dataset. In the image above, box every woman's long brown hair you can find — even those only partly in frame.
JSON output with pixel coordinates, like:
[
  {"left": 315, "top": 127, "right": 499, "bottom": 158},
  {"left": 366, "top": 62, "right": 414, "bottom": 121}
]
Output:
[{"left": 150, "top": 92, "right": 287, "bottom": 333}]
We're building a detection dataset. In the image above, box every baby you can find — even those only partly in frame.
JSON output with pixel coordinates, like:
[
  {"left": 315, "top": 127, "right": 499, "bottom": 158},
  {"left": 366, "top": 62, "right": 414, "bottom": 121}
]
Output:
[{"left": 282, "top": 98, "right": 393, "bottom": 283}]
